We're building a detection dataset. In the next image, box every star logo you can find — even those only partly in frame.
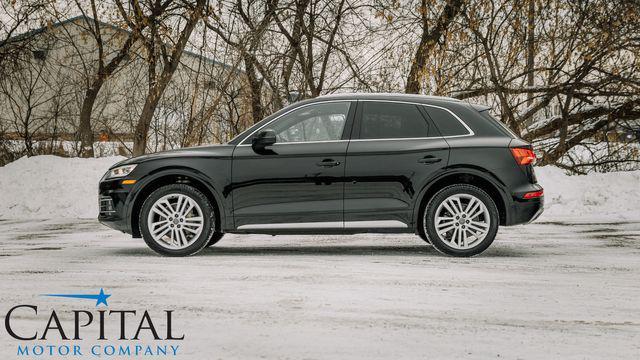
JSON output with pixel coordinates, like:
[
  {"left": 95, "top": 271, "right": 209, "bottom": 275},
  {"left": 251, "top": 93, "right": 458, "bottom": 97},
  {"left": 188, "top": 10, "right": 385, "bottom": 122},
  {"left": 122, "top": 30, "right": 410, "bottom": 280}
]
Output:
[{"left": 43, "top": 288, "right": 111, "bottom": 307}]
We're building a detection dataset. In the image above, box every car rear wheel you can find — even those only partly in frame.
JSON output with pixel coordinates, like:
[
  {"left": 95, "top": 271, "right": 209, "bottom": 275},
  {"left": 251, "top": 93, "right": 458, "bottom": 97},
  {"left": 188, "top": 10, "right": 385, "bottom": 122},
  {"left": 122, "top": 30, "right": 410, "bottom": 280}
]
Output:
[
  {"left": 422, "top": 184, "right": 499, "bottom": 257},
  {"left": 139, "top": 184, "right": 216, "bottom": 256}
]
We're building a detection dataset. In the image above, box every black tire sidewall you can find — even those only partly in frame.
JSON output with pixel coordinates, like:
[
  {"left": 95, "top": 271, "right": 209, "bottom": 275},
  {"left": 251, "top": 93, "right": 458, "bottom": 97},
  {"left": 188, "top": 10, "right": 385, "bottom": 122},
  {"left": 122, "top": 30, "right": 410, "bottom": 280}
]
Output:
[
  {"left": 423, "top": 184, "right": 499, "bottom": 257},
  {"left": 139, "top": 184, "right": 215, "bottom": 256}
]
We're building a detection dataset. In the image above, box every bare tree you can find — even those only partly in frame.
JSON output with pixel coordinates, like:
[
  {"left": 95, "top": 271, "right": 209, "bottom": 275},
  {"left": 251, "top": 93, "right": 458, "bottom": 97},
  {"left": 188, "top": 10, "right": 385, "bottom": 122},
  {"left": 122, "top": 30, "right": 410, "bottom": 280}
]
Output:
[
  {"left": 204, "top": 0, "right": 279, "bottom": 123},
  {"left": 404, "top": 0, "right": 465, "bottom": 94},
  {"left": 525, "top": 0, "right": 534, "bottom": 107},
  {"left": 205, "top": 0, "right": 369, "bottom": 123},
  {"left": 0, "top": 0, "right": 47, "bottom": 72},
  {"left": 114, "top": 0, "right": 211, "bottom": 156},
  {"left": 449, "top": 0, "right": 640, "bottom": 167},
  {"left": 0, "top": 50, "right": 57, "bottom": 156},
  {"left": 60, "top": 1, "right": 145, "bottom": 157}
]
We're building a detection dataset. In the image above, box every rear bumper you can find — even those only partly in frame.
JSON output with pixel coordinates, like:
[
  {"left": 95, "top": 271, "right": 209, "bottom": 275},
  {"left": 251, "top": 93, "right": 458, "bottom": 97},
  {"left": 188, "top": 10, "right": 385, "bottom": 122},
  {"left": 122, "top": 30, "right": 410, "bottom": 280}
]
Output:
[
  {"left": 507, "top": 196, "right": 544, "bottom": 225},
  {"left": 501, "top": 180, "right": 544, "bottom": 226}
]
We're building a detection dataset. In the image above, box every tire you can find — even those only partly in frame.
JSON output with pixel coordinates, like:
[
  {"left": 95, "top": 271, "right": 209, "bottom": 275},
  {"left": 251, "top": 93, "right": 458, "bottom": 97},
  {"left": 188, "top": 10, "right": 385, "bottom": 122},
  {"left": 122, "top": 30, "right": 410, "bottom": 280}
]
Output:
[
  {"left": 139, "top": 184, "right": 216, "bottom": 256},
  {"left": 421, "top": 184, "right": 499, "bottom": 257},
  {"left": 418, "top": 231, "right": 432, "bottom": 244},
  {"left": 206, "top": 232, "right": 224, "bottom": 247}
]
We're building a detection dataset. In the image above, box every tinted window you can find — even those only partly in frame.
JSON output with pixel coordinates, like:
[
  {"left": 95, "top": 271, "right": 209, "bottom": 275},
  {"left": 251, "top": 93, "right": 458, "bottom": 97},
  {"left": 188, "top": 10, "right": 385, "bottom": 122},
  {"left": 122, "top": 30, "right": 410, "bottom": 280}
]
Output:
[
  {"left": 359, "top": 102, "right": 430, "bottom": 139},
  {"left": 268, "top": 102, "right": 350, "bottom": 143},
  {"left": 478, "top": 110, "right": 517, "bottom": 138},
  {"left": 424, "top": 107, "right": 469, "bottom": 136}
]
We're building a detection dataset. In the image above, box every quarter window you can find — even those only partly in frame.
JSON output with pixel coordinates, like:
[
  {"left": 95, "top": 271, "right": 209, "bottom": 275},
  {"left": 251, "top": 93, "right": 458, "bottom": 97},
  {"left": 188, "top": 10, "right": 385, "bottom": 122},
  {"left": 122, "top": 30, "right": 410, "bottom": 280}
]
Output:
[
  {"left": 359, "top": 102, "right": 430, "bottom": 139},
  {"left": 267, "top": 102, "right": 350, "bottom": 143},
  {"left": 424, "top": 107, "right": 469, "bottom": 136}
]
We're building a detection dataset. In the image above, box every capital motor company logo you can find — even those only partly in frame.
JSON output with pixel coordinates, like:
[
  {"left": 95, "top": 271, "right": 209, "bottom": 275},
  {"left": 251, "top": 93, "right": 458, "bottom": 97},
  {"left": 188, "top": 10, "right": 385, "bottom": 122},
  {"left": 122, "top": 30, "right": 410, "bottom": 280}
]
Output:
[{"left": 3, "top": 289, "right": 185, "bottom": 357}]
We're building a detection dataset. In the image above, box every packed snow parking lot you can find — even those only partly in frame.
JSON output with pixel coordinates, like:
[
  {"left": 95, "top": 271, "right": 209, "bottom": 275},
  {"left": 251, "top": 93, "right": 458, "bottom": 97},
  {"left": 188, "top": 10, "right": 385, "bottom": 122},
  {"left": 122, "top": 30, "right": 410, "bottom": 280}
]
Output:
[
  {"left": 1, "top": 156, "right": 640, "bottom": 358},
  {"left": 1, "top": 219, "right": 639, "bottom": 358}
]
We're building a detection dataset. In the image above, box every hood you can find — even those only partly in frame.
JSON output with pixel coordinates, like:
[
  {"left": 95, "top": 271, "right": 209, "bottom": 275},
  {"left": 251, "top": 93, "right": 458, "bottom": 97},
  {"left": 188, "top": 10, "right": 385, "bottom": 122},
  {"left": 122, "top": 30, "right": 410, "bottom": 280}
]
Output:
[{"left": 111, "top": 144, "right": 236, "bottom": 168}]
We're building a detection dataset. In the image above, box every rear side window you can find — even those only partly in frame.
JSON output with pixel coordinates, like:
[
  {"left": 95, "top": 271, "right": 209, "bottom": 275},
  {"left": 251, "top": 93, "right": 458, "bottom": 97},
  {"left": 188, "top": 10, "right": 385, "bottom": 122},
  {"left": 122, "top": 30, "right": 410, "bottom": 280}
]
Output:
[
  {"left": 424, "top": 107, "right": 470, "bottom": 136},
  {"left": 359, "top": 102, "right": 430, "bottom": 139},
  {"left": 478, "top": 110, "right": 517, "bottom": 138}
]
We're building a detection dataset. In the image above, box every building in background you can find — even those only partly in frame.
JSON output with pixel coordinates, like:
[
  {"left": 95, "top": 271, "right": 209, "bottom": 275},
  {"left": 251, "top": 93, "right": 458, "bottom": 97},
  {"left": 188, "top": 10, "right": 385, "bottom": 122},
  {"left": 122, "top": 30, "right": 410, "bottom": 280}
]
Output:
[{"left": 0, "top": 15, "right": 251, "bottom": 161}]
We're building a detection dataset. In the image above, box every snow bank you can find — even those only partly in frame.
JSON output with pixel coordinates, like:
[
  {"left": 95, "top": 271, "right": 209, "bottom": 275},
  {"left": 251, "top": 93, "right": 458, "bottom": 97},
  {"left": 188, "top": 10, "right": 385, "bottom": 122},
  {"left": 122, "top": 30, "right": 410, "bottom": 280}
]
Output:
[
  {"left": 0, "top": 155, "right": 638, "bottom": 221},
  {"left": 0, "top": 155, "right": 124, "bottom": 219},
  {"left": 535, "top": 166, "right": 640, "bottom": 222}
]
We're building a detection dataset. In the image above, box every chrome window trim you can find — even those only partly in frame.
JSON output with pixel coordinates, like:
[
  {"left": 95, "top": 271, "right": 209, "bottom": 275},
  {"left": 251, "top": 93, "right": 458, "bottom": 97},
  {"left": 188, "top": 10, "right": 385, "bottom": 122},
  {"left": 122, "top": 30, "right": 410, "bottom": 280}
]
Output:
[
  {"left": 266, "top": 139, "right": 348, "bottom": 146},
  {"left": 237, "top": 98, "right": 474, "bottom": 147},
  {"left": 356, "top": 99, "right": 474, "bottom": 139},
  {"left": 350, "top": 137, "right": 441, "bottom": 142}
]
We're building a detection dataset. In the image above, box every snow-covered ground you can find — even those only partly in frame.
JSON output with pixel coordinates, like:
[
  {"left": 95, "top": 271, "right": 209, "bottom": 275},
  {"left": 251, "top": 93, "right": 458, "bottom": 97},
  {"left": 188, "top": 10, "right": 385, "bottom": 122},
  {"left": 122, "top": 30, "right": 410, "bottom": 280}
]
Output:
[
  {"left": 0, "top": 219, "right": 639, "bottom": 359},
  {"left": 0, "top": 155, "right": 639, "bottom": 221}
]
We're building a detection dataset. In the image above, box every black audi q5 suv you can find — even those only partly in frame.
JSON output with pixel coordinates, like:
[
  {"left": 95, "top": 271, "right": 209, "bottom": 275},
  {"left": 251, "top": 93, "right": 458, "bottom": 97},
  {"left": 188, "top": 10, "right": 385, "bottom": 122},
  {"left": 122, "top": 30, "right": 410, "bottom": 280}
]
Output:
[{"left": 99, "top": 93, "right": 543, "bottom": 257}]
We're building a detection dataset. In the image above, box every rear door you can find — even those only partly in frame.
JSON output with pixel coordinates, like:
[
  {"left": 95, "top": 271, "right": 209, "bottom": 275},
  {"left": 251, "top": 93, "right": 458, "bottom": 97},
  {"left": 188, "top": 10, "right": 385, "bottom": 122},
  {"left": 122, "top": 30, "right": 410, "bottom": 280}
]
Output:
[{"left": 344, "top": 100, "right": 449, "bottom": 229}]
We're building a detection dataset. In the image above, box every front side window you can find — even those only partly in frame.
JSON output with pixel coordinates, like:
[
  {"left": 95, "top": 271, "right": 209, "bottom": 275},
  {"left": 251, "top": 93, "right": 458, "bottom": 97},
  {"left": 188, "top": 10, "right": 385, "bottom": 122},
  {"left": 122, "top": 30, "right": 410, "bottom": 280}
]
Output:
[
  {"left": 266, "top": 102, "right": 351, "bottom": 143},
  {"left": 359, "top": 102, "right": 431, "bottom": 139}
]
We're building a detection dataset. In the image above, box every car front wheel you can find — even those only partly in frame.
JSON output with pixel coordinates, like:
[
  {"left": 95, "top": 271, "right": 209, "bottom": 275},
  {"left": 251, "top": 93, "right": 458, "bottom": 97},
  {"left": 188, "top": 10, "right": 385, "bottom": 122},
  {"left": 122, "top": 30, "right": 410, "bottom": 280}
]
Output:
[
  {"left": 422, "top": 184, "right": 499, "bottom": 257},
  {"left": 206, "top": 232, "right": 224, "bottom": 247},
  {"left": 139, "top": 184, "right": 216, "bottom": 256}
]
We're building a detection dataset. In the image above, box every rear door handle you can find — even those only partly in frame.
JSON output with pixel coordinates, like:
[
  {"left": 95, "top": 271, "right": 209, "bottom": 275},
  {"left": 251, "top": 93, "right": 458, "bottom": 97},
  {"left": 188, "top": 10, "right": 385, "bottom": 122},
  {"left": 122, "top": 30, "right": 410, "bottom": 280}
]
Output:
[
  {"left": 316, "top": 159, "right": 341, "bottom": 167},
  {"left": 418, "top": 155, "right": 442, "bottom": 164}
]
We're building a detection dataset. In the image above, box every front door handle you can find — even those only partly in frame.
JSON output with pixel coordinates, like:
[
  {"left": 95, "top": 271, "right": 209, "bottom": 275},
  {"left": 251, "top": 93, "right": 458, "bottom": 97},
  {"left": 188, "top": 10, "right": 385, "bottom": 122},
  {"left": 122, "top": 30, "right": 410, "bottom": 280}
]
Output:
[
  {"left": 316, "top": 159, "right": 341, "bottom": 167},
  {"left": 418, "top": 155, "right": 442, "bottom": 164}
]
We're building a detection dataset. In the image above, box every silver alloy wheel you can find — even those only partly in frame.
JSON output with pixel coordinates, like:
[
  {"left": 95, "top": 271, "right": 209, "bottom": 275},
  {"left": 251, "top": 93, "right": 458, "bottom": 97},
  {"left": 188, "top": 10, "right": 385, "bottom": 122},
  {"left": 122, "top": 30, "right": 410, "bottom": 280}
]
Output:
[
  {"left": 431, "top": 193, "right": 490, "bottom": 250},
  {"left": 147, "top": 193, "right": 204, "bottom": 249}
]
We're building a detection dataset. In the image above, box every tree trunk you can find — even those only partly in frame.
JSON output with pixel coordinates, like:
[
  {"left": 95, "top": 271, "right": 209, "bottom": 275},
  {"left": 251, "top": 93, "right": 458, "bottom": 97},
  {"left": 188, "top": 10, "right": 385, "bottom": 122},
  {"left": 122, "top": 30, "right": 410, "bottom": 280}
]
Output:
[
  {"left": 132, "top": 93, "right": 160, "bottom": 156},
  {"left": 405, "top": 0, "right": 465, "bottom": 94},
  {"left": 129, "top": 0, "right": 206, "bottom": 156},
  {"left": 243, "top": 53, "right": 264, "bottom": 124},
  {"left": 77, "top": 86, "right": 101, "bottom": 157},
  {"left": 526, "top": 0, "right": 535, "bottom": 108}
]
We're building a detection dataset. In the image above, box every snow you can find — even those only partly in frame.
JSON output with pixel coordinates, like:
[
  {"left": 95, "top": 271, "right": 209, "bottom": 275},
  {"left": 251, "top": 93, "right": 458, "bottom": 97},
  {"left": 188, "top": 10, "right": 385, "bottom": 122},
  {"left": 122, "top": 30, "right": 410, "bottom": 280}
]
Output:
[
  {"left": 3, "top": 140, "right": 132, "bottom": 157},
  {"left": 0, "top": 155, "right": 125, "bottom": 219},
  {"left": 0, "top": 155, "right": 639, "bottom": 221},
  {"left": 1, "top": 219, "right": 639, "bottom": 359},
  {"left": 536, "top": 166, "right": 640, "bottom": 221}
]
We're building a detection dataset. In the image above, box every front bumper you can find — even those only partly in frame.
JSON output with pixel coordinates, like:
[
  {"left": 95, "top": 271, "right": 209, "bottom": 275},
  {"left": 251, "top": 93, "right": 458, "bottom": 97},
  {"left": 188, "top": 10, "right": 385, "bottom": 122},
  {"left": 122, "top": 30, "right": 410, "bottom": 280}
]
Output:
[{"left": 98, "top": 177, "right": 134, "bottom": 234}]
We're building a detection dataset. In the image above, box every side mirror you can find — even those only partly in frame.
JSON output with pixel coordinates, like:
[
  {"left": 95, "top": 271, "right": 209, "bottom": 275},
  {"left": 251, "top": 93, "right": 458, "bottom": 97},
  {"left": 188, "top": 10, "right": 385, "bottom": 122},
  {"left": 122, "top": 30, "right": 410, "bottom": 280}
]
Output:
[{"left": 251, "top": 129, "right": 276, "bottom": 152}]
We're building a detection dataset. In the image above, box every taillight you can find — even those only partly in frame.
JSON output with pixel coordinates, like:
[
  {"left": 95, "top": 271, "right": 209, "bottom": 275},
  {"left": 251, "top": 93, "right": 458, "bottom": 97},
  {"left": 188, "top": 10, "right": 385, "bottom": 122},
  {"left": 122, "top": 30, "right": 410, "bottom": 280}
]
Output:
[
  {"left": 523, "top": 190, "right": 544, "bottom": 199},
  {"left": 510, "top": 147, "right": 536, "bottom": 166}
]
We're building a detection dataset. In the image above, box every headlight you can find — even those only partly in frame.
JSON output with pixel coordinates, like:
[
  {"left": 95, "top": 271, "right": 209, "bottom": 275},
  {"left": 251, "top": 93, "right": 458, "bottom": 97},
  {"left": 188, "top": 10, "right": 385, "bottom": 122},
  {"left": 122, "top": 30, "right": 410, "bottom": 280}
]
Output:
[{"left": 107, "top": 164, "right": 137, "bottom": 179}]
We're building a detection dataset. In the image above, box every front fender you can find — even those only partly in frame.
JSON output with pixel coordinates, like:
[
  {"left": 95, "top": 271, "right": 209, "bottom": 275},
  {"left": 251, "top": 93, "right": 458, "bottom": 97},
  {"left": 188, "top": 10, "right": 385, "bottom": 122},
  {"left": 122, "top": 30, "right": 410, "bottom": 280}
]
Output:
[{"left": 125, "top": 165, "right": 230, "bottom": 236}]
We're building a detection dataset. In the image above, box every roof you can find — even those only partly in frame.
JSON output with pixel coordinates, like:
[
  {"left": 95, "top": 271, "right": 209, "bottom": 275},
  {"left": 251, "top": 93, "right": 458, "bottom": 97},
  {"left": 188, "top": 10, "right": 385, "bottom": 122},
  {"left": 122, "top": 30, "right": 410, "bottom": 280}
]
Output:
[{"left": 2, "top": 15, "right": 237, "bottom": 72}]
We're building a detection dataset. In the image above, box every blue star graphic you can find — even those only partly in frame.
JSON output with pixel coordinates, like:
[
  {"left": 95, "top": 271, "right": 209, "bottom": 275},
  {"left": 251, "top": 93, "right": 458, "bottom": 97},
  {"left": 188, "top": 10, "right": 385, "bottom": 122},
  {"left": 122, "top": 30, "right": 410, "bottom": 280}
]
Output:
[{"left": 43, "top": 288, "right": 111, "bottom": 307}]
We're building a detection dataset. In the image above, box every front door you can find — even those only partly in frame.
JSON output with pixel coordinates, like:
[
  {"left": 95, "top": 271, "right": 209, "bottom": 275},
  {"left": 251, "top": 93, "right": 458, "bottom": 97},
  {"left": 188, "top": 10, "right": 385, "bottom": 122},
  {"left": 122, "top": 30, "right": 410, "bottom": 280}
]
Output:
[
  {"left": 231, "top": 101, "right": 355, "bottom": 230},
  {"left": 344, "top": 100, "right": 450, "bottom": 229}
]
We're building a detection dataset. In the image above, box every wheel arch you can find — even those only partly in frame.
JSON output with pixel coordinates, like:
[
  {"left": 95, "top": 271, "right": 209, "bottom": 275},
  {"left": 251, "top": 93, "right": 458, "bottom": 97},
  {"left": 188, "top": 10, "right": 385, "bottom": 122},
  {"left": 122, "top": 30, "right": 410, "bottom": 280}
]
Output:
[
  {"left": 413, "top": 166, "right": 510, "bottom": 230},
  {"left": 127, "top": 167, "right": 225, "bottom": 238}
]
